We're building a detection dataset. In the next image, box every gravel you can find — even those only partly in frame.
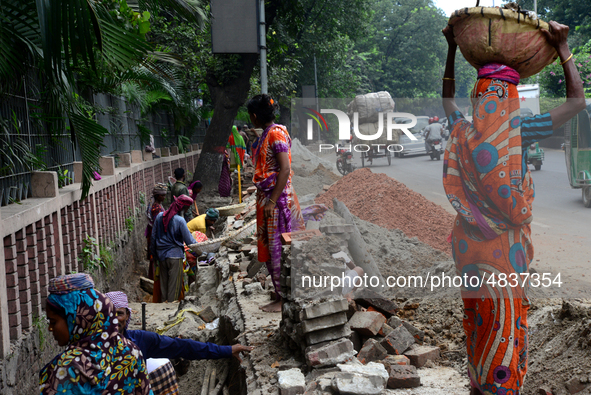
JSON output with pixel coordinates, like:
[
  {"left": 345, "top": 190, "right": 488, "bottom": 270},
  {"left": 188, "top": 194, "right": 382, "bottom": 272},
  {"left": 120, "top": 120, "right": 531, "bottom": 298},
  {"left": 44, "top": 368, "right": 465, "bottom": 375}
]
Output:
[{"left": 316, "top": 168, "right": 454, "bottom": 255}]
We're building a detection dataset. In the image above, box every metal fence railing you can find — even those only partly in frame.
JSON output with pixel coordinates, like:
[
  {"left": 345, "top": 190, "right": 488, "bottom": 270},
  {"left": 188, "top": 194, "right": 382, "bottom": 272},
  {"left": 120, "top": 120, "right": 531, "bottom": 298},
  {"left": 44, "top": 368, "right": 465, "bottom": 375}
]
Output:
[{"left": 0, "top": 83, "right": 206, "bottom": 207}]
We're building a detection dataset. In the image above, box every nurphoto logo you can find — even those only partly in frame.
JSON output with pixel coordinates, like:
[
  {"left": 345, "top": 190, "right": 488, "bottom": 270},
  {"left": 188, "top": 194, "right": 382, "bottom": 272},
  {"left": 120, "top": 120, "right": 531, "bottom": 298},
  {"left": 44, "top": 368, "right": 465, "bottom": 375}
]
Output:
[{"left": 304, "top": 108, "right": 418, "bottom": 152}]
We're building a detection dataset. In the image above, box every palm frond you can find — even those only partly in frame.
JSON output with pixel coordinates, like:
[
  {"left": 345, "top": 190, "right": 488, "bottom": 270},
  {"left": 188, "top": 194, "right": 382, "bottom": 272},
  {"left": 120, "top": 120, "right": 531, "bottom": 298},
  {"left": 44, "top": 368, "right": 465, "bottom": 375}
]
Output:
[{"left": 68, "top": 112, "right": 107, "bottom": 200}]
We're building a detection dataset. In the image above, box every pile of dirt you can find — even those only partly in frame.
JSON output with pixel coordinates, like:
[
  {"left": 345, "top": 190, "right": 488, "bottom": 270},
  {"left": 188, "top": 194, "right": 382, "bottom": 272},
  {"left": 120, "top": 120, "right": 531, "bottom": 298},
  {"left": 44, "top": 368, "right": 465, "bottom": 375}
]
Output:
[
  {"left": 292, "top": 164, "right": 341, "bottom": 197},
  {"left": 316, "top": 168, "right": 454, "bottom": 255},
  {"left": 524, "top": 299, "right": 591, "bottom": 394},
  {"left": 291, "top": 138, "right": 339, "bottom": 174}
]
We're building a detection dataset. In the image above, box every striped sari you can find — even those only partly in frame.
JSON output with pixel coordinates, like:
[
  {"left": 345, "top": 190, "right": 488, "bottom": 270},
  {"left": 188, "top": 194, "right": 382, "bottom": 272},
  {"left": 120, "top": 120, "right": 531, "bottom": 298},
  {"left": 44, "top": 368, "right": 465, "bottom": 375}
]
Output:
[{"left": 443, "top": 76, "right": 553, "bottom": 394}]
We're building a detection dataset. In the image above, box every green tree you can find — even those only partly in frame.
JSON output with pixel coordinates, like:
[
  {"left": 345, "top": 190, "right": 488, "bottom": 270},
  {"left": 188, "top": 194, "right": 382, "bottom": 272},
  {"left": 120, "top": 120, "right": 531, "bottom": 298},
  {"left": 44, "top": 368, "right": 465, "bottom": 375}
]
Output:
[
  {"left": 502, "top": 0, "right": 591, "bottom": 49},
  {"left": 354, "top": 0, "right": 450, "bottom": 97}
]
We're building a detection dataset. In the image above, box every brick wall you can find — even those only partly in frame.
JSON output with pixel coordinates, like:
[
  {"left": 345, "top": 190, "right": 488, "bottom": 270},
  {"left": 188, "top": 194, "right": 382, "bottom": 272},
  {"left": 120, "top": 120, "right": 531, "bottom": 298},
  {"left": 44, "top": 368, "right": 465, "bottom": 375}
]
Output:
[{"left": 0, "top": 150, "right": 200, "bottom": 394}]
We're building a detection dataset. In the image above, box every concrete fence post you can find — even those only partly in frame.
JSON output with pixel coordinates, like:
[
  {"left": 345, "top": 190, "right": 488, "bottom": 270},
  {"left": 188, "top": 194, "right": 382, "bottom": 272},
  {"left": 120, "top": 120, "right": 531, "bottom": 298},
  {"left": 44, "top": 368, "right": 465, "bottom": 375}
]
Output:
[
  {"left": 73, "top": 162, "right": 83, "bottom": 183},
  {"left": 99, "top": 157, "right": 115, "bottom": 176},
  {"left": 131, "top": 150, "right": 143, "bottom": 164},
  {"left": 161, "top": 147, "right": 170, "bottom": 157},
  {"left": 117, "top": 153, "right": 131, "bottom": 167},
  {"left": 170, "top": 146, "right": 179, "bottom": 156},
  {"left": 31, "top": 172, "right": 59, "bottom": 198}
]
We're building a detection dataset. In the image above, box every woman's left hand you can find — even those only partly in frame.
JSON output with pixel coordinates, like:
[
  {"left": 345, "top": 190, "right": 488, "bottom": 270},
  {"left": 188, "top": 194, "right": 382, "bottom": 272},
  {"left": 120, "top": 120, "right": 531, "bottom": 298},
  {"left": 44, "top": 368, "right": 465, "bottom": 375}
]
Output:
[{"left": 264, "top": 201, "right": 276, "bottom": 218}]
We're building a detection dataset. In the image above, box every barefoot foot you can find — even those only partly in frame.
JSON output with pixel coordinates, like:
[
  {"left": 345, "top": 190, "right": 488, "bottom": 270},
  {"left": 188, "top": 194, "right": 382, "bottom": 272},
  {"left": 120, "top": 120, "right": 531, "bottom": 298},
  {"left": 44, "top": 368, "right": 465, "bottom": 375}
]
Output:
[{"left": 259, "top": 300, "right": 282, "bottom": 312}]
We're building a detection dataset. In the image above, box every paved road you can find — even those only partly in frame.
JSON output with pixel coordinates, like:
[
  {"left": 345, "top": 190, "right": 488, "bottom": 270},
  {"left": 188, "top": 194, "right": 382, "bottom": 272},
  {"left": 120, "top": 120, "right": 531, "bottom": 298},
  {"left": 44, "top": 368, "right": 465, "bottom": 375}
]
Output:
[{"left": 350, "top": 148, "right": 591, "bottom": 296}]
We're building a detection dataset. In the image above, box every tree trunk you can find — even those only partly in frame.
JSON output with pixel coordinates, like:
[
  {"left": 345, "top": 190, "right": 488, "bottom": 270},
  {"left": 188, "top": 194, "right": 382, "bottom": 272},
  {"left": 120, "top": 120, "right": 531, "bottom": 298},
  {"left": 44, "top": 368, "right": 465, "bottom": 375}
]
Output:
[{"left": 193, "top": 53, "right": 258, "bottom": 188}]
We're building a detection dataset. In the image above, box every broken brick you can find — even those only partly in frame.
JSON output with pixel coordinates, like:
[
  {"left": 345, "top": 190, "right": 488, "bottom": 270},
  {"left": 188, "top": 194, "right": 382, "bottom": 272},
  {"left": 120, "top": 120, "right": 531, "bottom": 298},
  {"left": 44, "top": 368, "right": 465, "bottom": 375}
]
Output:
[
  {"left": 305, "top": 338, "right": 356, "bottom": 368},
  {"left": 386, "top": 365, "right": 420, "bottom": 389},
  {"left": 348, "top": 311, "right": 387, "bottom": 337},
  {"left": 402, "top": 321, "right": 425, "bottom": 344},
  {"left": 277, "top": 368, "right": 305, "bottom": 395},
  {"left": 303, "top": 298, "right": 349, "bottom": 320},
  {"left": 305, "top": 324, "right": 351, "bottom": 346},
  {"left": 198, "top": 306, "right": 216, "bottom": 323},
  {"left": 357, "top": 338, "right": 388, "bottom": 364},
  {"left": 380, "top": 325, "right": 415, "bottom": 355},
  {"left": 379, "top": 323, "right": 394, "bottom": 337},
  {"left": 403, "top": 345, "right": 440, "bottom": 368},
  {"left": 382, "top": 355, "right": 410, "bottom": 366},
  {"left": 565, "top": 377, "right": 589, "bottom": 394},
  {"left": 301, "top": 312, "right": 348, "bottom": 334},
  {"left": 354, "top": 290, "right": 399, "bottom": 317},
  {"left": 281, "top": 229, "right": 322, "bottom": 245}
]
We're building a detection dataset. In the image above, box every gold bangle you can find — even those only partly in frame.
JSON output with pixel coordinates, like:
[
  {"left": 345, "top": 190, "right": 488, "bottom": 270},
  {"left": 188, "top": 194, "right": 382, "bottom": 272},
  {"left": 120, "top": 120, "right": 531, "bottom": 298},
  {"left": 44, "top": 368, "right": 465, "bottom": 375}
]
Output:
[
  {"left": 560, "top": 53, "right": 573, "bottom": 66},
  {"left": 442, "top": 77, "right": 455, "bottom": 81},
  {"left": 269, "top": 199, "right": 276, "bottom": 205}
]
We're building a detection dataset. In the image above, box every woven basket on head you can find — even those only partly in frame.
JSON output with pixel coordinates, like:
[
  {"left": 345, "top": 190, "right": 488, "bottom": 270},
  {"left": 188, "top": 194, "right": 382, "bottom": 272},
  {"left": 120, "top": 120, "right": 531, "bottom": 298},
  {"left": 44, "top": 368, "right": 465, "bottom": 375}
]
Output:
[{"left": 449, "top": 6, "right": 558, "bottom": 79}]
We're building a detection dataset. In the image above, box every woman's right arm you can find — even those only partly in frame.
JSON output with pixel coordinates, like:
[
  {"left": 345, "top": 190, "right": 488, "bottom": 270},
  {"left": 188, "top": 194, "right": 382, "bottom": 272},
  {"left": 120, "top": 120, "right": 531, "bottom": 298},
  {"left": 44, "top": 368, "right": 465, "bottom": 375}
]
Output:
[
  {"left": 442, "top": 25, "right": 461, "bottom": 118},
  {"left": 542, "top": 21, "right": 587, "bottom": 129}
]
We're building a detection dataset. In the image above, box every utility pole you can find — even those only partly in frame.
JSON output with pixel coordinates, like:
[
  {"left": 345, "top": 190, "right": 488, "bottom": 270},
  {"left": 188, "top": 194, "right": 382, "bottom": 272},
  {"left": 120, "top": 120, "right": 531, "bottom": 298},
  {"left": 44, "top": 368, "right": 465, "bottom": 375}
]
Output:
[
  {"left": 259, "top": 0, "right": 267, "bottom": 94},
  {"left": 314, "top": 54, "right": 319, "bottom": 141}
]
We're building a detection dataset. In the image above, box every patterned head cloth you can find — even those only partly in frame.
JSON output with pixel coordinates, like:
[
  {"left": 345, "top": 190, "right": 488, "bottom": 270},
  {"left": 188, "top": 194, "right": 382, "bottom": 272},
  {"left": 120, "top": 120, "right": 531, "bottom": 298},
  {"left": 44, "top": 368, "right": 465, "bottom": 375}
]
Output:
[
  {"left": 205, "top": 208, "right": 220, "bottom": 221},
  {"left": 48, "top": 273, "right": 94, "bottom": 295},
  {"left": 477, "top": 63, "right": 520, "bottom": 86},
  {"left": 152, "top": 183, "right": 168, "bottom": 196},
  {"left": 162, "top": 194, "right": 193, "bottom": 232},
  {"left": 105, "top": 291, "right": 132, "bottom": 331},
  {"left": 41, "top": 275, "right": 152, "bottom": 395}
]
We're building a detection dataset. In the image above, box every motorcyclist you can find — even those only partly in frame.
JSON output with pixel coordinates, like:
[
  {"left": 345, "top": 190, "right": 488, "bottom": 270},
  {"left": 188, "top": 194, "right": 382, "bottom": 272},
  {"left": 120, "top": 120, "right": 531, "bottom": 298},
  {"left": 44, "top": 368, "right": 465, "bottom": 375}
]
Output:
[{"left": 423, "top": 116, "right": 444, "bottom": 154}]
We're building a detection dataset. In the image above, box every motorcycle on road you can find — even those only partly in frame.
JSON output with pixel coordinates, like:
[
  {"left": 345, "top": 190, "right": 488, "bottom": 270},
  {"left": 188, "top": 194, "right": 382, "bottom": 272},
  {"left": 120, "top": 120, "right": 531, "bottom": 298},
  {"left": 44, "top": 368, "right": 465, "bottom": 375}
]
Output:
[
  {"left": 336, "top": 148, "right": 355, "bottom": 175},
  {"left": 428, "top": 139, "right": 444, "bottom": 161}
]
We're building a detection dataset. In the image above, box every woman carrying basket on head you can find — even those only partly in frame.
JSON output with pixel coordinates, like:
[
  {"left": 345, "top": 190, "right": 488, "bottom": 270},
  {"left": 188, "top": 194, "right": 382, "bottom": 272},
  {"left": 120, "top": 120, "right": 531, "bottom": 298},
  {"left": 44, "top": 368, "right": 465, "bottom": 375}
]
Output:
[{"left": 441, "top": 21, "right": 585, "bottom": 395}]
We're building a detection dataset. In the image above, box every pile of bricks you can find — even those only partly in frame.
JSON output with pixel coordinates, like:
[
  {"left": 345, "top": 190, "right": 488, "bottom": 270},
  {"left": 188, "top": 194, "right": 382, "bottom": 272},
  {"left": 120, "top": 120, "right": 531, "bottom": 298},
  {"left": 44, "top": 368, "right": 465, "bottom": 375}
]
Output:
[{"left": 274, "top": 213, "right": 441, "bottom": 393}]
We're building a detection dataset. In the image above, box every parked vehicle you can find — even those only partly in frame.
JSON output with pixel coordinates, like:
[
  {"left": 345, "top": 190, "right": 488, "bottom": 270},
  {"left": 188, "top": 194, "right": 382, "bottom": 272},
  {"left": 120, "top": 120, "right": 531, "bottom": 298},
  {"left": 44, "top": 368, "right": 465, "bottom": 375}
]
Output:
[
  {"left": 336, "top": 147, "right": 355, "bottom": 175},
  {"left": 428, "top": 139, "right": 444, "bottom": 161},
  {"left": 565, "top": 104, "right": 591, "bottom": 207},
  {"left": 396, "top": 132, "right": 427, "bottom": 157}
]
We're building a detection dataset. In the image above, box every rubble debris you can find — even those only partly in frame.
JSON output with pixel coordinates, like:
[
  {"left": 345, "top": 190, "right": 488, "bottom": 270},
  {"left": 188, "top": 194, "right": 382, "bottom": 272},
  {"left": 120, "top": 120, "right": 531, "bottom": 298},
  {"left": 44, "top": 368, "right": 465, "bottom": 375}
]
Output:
[
  {"left": 565, "top": 377, "right": 589, "bottom": 394},
  {"left": 316, "top": 168, "right": 454, "bottom": 254},
  {"left": 198, "top": 306, "right": 217, "bottom": 323},
  {"left": 305, "top": 338, "right": 356, "bottom": 368},
  {"left": 303, "top": 322, "right": 350, "bottom": 347},
  {"left": 301, "top": 312, "right": 348, "bottom": 334},
  {"left": 302, "top": 299, "right": 349, "bottom": 321},
  {"left": 336, "top": 361, "right": 389, "bottom": 387},
  {"left": 403, "top": 345, "right": 441, "bottom": 368},
  {"left": 380, "top": 325, "right": 415, "bottom": 355},
  {"left": 281, "top": 229, "right": 322, "bottom": 245},
  {"left": 277, "top": 368, "right": 305, "bottom": 395},
  {"left": 381, "top": 355, "right": 410, "bottom": 367},
  {"left": 331, "top": 372, "right": 384, "bottom": 395},
  {"left": 244, "top": 282, "right": 264, "bottom": 295},
  {"left": 348, "top": 311, "right": 387, "bottom": 337},
  {"left": 353, "top": 289, "right": 399, "bottom": 317},
  {"left": 357, "top": 339, "right": 388, "bottom": 364},
  {"left": 332, "top": 198, "right": 385, "bottom": 291},
  {"left": 386, "top": 365, "right": 421, "bottom": 389}
]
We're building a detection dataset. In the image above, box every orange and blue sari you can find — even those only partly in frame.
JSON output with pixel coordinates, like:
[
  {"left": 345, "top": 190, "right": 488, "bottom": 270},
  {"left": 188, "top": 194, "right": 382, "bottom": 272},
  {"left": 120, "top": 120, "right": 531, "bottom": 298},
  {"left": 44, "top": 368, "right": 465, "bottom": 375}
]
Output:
[
  {"left": 443, "top": 65, "right": 553, "bottom": 394},
  {"left": 252, "top": 124, "right": 304, "bottom": 298}
]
